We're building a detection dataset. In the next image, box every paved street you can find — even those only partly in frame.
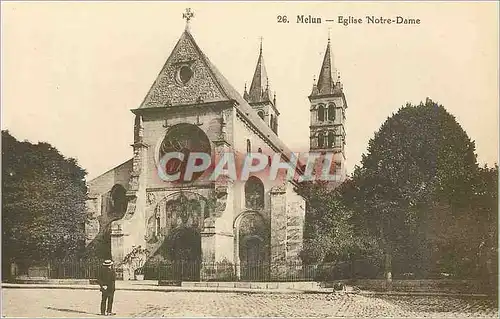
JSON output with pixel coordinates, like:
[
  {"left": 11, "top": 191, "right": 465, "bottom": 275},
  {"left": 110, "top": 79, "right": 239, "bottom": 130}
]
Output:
[{"left": 2, "top": 288, "right": 498, "bottom": 318}]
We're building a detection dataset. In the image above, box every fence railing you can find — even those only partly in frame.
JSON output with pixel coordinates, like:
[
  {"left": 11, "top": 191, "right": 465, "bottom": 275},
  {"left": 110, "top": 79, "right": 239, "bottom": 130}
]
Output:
[
  {"left": 142, "top": 261, "right": 320, "bottom": 282},
  {"left": 9, "top": 259, "right": 323, "bottom": 282},
  {"left": 10, "top": 259, "right": 105, "bottom": 280},
  {"left": 7, "top": 259, "right": 494, "bottom": 283}
]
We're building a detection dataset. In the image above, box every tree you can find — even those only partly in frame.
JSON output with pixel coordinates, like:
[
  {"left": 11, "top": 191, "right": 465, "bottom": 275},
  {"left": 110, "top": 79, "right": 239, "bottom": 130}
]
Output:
[
  {"left": 296, "top": 181, "right": 353, "bottom": 264},
  {"left": 474, "top": 165, "right": 498, "bottom": 283},
  {"left": 349, "top": 98, "right": 481, "bottom": 282},
  {"left": 296, "top": 180, "right": 382, "bottom": 279},
  {"left": 2, "top": 131, "right": 88, "bottom": 271}
]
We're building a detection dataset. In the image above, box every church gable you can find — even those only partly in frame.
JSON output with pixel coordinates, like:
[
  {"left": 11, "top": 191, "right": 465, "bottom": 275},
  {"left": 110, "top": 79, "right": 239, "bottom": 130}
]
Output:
[
  {"left": 140, "top": 31, "right": 231, "bottom": 108},
  {"left": 137, "top": 22, "right": 304, "bottom": 176}
]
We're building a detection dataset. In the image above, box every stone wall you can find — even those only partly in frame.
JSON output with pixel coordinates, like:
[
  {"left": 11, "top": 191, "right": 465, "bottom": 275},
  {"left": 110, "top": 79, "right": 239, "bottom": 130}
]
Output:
[
  {"left": 270, "top": 185, "right": 287, "bottom": 278},
  {"left": 87, "top": 159, "right": 132, "bottom": 198},
  {"left": 85, "top": 159, "right": 133, "bottom": 246},
  {"left": 232, "top": 110, "right": 306, "bottom": 279},
  {"left": 285, "top": 181, "right": 305, "bottom": 264}
]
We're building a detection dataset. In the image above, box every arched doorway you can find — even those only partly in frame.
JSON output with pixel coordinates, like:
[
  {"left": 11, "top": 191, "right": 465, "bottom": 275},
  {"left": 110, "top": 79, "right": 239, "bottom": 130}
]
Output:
[
  {"left": 145, "top": 192, "right": 207, "bottom": 281},
  {"left": 235, "top": 211, "right": 270, "bottom": 281},
  {"left": 167, "top": 228, "right": 201, "bottom": 281},
  {"left": 240, "top": 235, "right": 267, "bottom": 281}
]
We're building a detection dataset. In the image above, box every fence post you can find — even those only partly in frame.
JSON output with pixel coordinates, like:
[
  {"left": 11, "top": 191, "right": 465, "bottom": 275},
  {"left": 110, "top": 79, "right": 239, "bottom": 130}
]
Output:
[{"left": 156, "top": 261, "right": 160, "bottom": 281}]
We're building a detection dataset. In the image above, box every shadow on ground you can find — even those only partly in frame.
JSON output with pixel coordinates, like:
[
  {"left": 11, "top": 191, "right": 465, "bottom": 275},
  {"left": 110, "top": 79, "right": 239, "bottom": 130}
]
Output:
[{"left": 46, "top": 306, "right": 99, "bottom": 316}]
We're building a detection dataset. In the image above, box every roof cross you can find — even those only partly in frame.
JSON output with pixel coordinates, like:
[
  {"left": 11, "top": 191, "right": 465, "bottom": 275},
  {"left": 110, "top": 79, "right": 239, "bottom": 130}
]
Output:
[{"left": 183, "top": 8, "right": 194, "bottom": 30}]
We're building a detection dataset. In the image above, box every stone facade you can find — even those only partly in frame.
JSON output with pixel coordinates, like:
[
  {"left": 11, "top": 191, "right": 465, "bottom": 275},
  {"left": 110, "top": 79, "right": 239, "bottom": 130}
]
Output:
[{"left": 85, "top": 20, "right": 348, "bottom": 281}]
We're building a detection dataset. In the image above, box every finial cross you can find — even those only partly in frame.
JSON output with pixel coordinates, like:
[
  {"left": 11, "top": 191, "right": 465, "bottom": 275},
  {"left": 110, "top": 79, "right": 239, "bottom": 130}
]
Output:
[{"left": 183, "top": 8, "right": 194, "bottom": 22}]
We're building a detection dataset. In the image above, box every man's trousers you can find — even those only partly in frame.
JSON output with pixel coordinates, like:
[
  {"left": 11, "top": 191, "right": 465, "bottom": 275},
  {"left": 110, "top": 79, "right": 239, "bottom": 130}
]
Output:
[{"left": 100, "top": 290, "right": 114, "bottom": 314}]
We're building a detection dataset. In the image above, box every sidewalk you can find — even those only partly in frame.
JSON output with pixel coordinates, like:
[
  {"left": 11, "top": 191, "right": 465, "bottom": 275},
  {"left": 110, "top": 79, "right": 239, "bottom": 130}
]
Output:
[
  {"left": 2, "top": 280, "right": 326, "bottom": 294},
  {"left": 1, "top": 280, "right": 494, "bottom": 298}
]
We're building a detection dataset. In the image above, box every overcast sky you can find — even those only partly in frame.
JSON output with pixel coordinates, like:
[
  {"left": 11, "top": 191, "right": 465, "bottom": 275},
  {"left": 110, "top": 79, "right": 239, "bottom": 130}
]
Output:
[{"left": 2, "top": 2, "right": 498, "bottom": 180}]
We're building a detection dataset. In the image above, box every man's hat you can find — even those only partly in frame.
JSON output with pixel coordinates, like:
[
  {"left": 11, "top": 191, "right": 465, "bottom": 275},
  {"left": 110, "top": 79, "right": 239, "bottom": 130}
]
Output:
[{"left": 102, "top": 260, "right": 113, "bottom": 266}]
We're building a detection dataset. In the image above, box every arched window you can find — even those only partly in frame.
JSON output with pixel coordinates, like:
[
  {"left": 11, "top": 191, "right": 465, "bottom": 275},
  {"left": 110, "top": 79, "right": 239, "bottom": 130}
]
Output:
[
  {"left": 328, "top": 131, "right": 334, "bottom": 148},
  {"left": 245, "top": 176, "right": 264, "bottom": 209},
  {"left": 257, "top": 147, "right": 262, "bottom": 153},
  {"left": 159, "top": 123, "right": 212, "bottom": 182},
  {"left": 110, "top": 184, "right": 127, "bottom": 219},
  {"left": 257, "top": 110, "right": 265, "bottom": 120},
  {"left": 270, "top": 114, "right": 274, "bottom": 129},
  {"left": 318, "top": 132, "right": 325, "bottom": 148},
  {"left": 246, "top": 139, "right": 251, "bottom": 153},
  {"left": 318, "top": 104, "right": 325, "bottom": 122},
  {"left": 328, "top": 104, "right": 336, "bottom": 121}
]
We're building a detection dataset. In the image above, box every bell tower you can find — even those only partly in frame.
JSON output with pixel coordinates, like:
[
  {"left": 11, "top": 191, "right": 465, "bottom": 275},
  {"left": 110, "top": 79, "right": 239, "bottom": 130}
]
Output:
[{"left": 308, "top": 35, "right": 347, "bottom": 183}]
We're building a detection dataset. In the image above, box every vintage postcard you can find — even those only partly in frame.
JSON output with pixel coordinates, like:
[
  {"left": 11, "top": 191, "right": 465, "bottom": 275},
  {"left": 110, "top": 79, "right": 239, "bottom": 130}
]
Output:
[{"left": 1, "top": 1, "right": 498, "bottom": 318}]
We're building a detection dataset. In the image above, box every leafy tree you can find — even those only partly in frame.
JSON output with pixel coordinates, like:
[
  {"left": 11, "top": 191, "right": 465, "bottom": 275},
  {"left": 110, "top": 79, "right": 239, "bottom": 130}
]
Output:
[
  {"left": 297, "top": 181, "right": 353, "bottom": 263},
  {"left": 2, "top": 131, "right": 88, "bottom": 273},
  {"left": 473, "top": 165, "right": 498, "bottom": 282},
  {"left": 414, "top": 165, "right": 497, "bottom": 281},
  {"left": 349, "top": 98, "right": 481, "bottom": 281},
  {"left": 296, "top": 180, "right": 382, "bottom": 278}
]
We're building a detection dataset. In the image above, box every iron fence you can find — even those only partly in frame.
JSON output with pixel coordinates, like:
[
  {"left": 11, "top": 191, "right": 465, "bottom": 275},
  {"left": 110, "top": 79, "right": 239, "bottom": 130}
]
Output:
[
  {"left": 9, "top": 259, "right": 323, "bottom": 282},
  {"left": 48, "top": 259, "right": 103, "bottom": 279},
  {"left": 10, "top": 259, "right": 104, "bottom": 280},
  {"left": 6, "top": 258, "right": 494, "bottom": 283},
  {"left": 141, "top": 261, "right": 320, "bottom": 282},
  {"left": 7, "top": 259, "right": 386, "bottom": 282}
]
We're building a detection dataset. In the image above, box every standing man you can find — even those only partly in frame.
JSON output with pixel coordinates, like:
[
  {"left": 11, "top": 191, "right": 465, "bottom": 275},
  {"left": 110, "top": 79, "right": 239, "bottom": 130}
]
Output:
[{"left": 97, "top": 260, "right": 116, "bottom": 316}]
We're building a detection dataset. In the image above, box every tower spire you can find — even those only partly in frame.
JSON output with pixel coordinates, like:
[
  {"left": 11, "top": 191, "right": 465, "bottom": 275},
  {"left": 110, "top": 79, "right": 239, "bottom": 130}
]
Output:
[
  {"left": 247, "top": 37, "right": 273, "bottom": 104},
  {"left": 315, "top": 35, "right": 335, "bottom": 95}
]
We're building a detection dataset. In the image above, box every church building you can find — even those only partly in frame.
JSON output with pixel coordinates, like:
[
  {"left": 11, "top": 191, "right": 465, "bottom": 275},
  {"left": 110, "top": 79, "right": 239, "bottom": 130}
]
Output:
[{"left": 85, "top": 10, "right": 347, "bottom": 280}]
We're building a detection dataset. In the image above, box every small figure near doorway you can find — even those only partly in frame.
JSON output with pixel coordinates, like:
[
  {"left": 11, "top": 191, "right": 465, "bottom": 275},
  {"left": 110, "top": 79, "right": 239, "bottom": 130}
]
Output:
[{"left": 97, "top": 260, "right": 116, "bottom": 316}]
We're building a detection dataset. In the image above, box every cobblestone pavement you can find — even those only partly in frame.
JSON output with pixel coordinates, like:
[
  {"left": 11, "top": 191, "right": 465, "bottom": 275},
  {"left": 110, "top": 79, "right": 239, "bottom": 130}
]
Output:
[{"left": 2, "top": 289, "right": 498, "bottom": 318}]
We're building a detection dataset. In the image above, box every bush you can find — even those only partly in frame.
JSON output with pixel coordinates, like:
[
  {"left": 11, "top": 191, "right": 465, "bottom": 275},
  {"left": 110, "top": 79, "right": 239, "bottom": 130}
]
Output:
[
  {"left": 313, "top": 259, "right": 381, "bottom": 281},
  {"left": 213, "top": 259, "right": 236, "bottom": 281}
]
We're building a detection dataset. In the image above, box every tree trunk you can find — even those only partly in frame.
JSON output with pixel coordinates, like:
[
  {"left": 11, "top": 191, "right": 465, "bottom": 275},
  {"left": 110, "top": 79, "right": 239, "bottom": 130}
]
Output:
[
  {"left": 349, "top": 254, "right": 355, "bottom": 278},
  {"left": 381, "top": 218, "right": 393, "bottom": 291},
  {"left": 384, "top": 240, "right": 393, "bottom": 291}
]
